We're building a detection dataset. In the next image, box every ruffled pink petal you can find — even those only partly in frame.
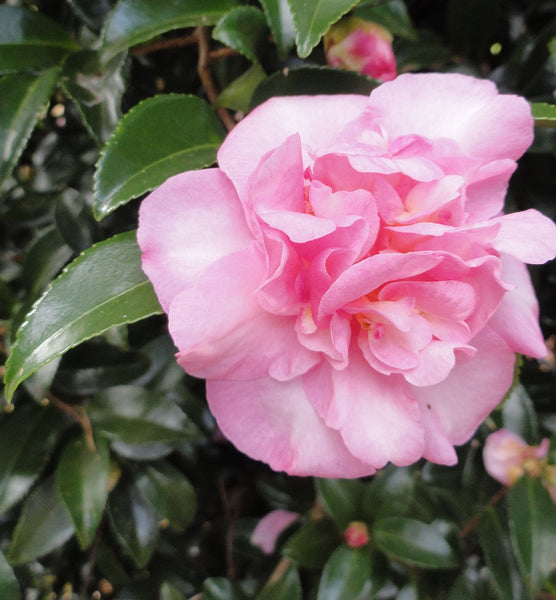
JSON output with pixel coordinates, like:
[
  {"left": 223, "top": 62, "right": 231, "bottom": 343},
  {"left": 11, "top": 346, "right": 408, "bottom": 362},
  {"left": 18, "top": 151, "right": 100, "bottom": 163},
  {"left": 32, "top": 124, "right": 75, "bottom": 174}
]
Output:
[
  {"left": 207, "top": 375, "right": 374, "bottom": 477},
  {"left": 366, "top": 73, "right": 533, "bottom": 161},
  {"left": 137, "top": 169, "right": 252, "bottom": 311},
  {"left": 488, "top": 255, "right": 547, "bottom": 358},
  {"left": 464, "top": 159, "right": 516, "bottom": 222},
  {"left": 218, "top": 95, "right": 370, "bottom": 200},
  {"left": 418, "top": 403, "right": 458, "bottom": 465},
  {"left": 412, "top": 327, "right": 516, "bottom": 446},
  {"left": 251, "top": 510, "right": 299, "bottom": 554}
]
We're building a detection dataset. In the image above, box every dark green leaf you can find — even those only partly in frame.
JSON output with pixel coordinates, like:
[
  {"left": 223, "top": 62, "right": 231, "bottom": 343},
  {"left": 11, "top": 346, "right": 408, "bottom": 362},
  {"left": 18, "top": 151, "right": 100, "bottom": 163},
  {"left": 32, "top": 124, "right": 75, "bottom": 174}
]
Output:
[
  {"left": 56, "top": 436, "right": 110, "bottom": 549},
  {"left": 286, "top": 0, "right": 360, "bottom": 57},
  {"left": 93, "top": 95, "right": 225, "bottom": 219},
  {"left": 216, "top": 64, "right": 267, "bottom": 113},
  {"left": 3, "top": 231, "right": 163, "bottom": 401},
  {"left": 508, "top": 476, "right": 556, "bottom": 595},
  {"left": 532, "top": 103, "right": 556, "bottom": 129},
  {"left": 67, "top": 0, "right": 112, "bottom": 33},
  {"left": 54, "top": 189, "right": 98, "bottom": 253},
  {"left": 256, "top": 564, "right": 301, "bottom": 600},
  {"left": 108, "top": 477, "right": 159, "bottom": 569},
  {"left": 393, "top": 31, "right": 450, "bottom": 71},
  {"left": 213, "top": 7, "right": 269, "bottom": 64},
  {"left": 0, "top": 69, "right": 59, "bottom": 188},
  {"left": 101, "top": 0, "right": 239, "bottom": 62},
  {"left": 282, "top": 518, "right": 340, "bottom": 569},
  {"left": 8, "top": 477, "right": 74, "bottom": 565},
  {"left": 501, "top": 384, "right": 539, "bottom": 444},
  {"left": 0, "top": 5, "right": 78, "bottom": 73},
  {"left": 203, "top": 578, "right": 247, "bottom": 600},
  {"left": 251, "top": 67, "right": 378, "bottom": 107},
  {"left": 61, "top": 50, "right": 127, "bottom": 144},
  {"left": 317, "top": 546, "right": 370, "bottom": 600},
  {"left": 477, "top": 507, "right": 528, "bottom": 600},
  {"left": 372, "top": 518, "right": 460, "bottom": 569},
  {"left": 160, "top": 582, "right": 187, "bottom": 600},
  {"left": 0, "top": 400, "right": 69, "bottom": 514},
  {"left": 134, "top": 463, "right": 196, "bottom": 531},
  {"left": 355, "top": 0, "right": 417, "bottom": 41},
  {"left": 88, "top": 385, "right": 199, "bottom": 445},
  {"left": 316, "top": 479, "right": 363, "bottom": 529},
  {"left": 0, "top": 550, "right": 21, "bottom": 600},
  {"left": 259, "top": 0, "right": 296, "bottom": 59}
]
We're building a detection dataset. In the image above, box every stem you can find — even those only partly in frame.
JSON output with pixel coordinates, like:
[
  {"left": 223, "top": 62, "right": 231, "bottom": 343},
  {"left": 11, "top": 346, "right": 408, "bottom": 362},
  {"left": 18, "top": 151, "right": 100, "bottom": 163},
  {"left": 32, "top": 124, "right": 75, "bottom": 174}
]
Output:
[
  {"left": 133, "top": 32, "right": 199, "bottom": 55},
  {"left": 460, "top": 486, "right": 508, "bottom": 539},
  {"left": 47, "top": 393, "right": 96, "bottom": 451}
]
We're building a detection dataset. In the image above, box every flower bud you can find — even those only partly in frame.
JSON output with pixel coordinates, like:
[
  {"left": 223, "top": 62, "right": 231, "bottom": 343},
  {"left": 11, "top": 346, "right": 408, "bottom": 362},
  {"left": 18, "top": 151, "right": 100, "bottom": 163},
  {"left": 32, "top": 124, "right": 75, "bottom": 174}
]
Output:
[
  {"left": 344, "top": 521, "right": 370, "bottom": 548},
  {"left": 325, "top": 17, "right": 396, "bottom": 81}
]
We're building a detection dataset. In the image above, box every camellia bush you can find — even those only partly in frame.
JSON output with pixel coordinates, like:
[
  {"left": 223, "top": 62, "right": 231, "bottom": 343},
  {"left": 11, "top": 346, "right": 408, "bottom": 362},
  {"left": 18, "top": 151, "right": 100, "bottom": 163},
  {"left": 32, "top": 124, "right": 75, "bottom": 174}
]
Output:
[{"left": 1, "top": 0, "right": 556, "bottom": 599}]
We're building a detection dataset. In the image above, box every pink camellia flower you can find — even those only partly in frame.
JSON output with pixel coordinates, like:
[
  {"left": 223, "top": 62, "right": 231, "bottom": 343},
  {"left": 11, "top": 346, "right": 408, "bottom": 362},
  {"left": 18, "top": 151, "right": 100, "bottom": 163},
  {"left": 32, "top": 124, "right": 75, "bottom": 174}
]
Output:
[
  {"left": 138, "top": 73, "right": 556, "bottom": 478},
  {"left": 250, "top": 510, "right": 299, "bottom": 554},
  {"left": 324, "top": 17, "right": 396, "bottom": 81},
  {"left": 483, "top": 429, "right": 550, "bottom": 486}
]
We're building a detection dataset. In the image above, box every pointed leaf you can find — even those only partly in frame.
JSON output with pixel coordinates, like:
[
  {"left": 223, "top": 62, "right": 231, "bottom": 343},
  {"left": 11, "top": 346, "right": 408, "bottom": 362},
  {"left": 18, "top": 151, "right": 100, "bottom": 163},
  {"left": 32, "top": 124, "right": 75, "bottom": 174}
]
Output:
[
  {"left": 3, "top": 231, "right": 162, "bottom": 401},
  {"left": 256, "top": 564, "right": 301, "bottom": 600},
  {"left": 0, "top": 401, "right": 70, "bottom": 513},
  {"left": 282, "top": 519, "right": 340, "bottom": 569},
  {"left": 286, "top": 0, "right": 360, "bottom": 57},
  {"left": 0, "top": 68, "right": 59, "bottom": 188},
  {"left": 508, "top": 476, "right": 556, "bottom": 595},
  {"left": 0, "top": 5, "right": 78, "bottom": 73},
  {"left": 56, "top": 436, "right": 111, "bottom": 549},
  {"left": 259, "top": 0, "right": 296, "bottom": 59},
  {"left": 215, "top": 64, "right": 267, "bottom": 113},
  {"left": 355, "top": 0, "right": 417, "bottom": 41},
  {"left": 160, "top": 582, "right": 187, "bottom": 600},
  {"left": 316, "top": 479, "right": 363, "bottom": 529},
  {"left": 0, "top": 550, "right": 21, "bottom": 600},
  {"left": 317, "top": 546, "right": 370, "bottom": 600},
  {"left": 501, "top": 384, "right": 539, "bottom": 444},
  {"left": 532, "top": 102, "right": 556, "bottom": 128},
  {"left": 101, "top": 0, "right": 238, "bottom": 62},
  {"left": 372, "top": 518, "right": 460, "bottom": 569},
  {"left": 8, "top": 477, "right": 75, "bottom": 565},
  {"left": 93, "top": 94, "right": 225, "bottom": 219},
  {"left": 213, "top": 7, "right": 269, "bottom": 64}
]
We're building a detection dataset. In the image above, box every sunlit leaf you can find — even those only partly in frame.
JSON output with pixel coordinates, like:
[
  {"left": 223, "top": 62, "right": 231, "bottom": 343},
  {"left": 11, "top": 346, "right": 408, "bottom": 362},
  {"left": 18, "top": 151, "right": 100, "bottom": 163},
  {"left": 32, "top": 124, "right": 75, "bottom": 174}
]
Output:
[{"left": 259, "top": 0, "right": 296, "bottom": 59}]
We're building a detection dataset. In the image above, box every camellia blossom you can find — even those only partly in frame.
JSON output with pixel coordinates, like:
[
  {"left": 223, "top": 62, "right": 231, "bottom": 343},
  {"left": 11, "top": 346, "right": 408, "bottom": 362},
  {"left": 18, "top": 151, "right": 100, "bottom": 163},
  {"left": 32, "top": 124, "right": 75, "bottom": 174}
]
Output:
[
  {"left": 250, "top": 510, "right": 299, "bottom": 554},
  {"left": 138, "top": 73, "right": 556, "bottom": 478},
  {"left": 324, "top": 17, "right": 396, "bottom": 81}
]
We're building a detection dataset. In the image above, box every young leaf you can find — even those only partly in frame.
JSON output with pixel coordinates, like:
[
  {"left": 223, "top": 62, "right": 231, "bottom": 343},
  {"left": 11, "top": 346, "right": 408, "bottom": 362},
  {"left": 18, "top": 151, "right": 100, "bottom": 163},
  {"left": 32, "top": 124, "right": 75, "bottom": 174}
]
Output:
[
  {"left": 0, "top": 550, "right": 21, "bottom": 600},
  {"left": 56, "top": 436, "right": 111, "bottom": 549},
  {"left": 286, "top": 0, "right": 360, "bottom": 58},
  {"left": 317, "top": 546, "right": 370, "bottom": 600},
  {"left": 3, "top": 231, "right": 162, "bottom": 401},
  {"left": 372, "top": 517, "right": 460, "bottom": 569},
  {"left": 508, "top": 476, "right": 556, "bottom": 595},
  {"left": 531, "top": 102, "right": 556, "bottom": 128},
  {"left": 316, "top": 479, "right": 363, "bottom": 529},
  {"left": 101, "top": 0, "right": 238, "bottom": 61},
  {"left": 8, "top": 477, "right": 75, "bottom": 565},
  {"left": 93, "top": 95, "right": 225, "bottom": 219},
  {"left": 256, "top": 563, "right": 301, "bottom": 600},
  {"left": 259, "top": 0, "right": 296, "bottom": 59},
  {"left": 0, "top": 5, "right": 78, "bottom": 73},
  {"left": 215, "top": 64, "right": 267, "bottom": 113},
  {"left": 213, "top": 6, "right": 269, "bottom": 64},
  {"left": 0, "top": 69, "right": 59, "bottom": 188}
]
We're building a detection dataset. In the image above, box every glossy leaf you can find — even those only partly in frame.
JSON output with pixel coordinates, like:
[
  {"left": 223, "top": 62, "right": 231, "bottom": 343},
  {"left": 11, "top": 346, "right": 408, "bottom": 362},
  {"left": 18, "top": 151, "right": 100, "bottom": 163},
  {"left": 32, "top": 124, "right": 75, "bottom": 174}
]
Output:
[
  {"left": 0, "top": 69, "right": 59, "bottom": 188},
  {"left": 56, "top": 436, "right": 111, "bottom": 549},
  {"left": 532, "top": 102, "right": 556, "bottom": 128},
  {"left": 67, "top": 0, "right": 112, "bottom": 33},
  {"left": 88, "top": 385, "right": 199, "bottom": 445},
  {"left": 317, "top": 546, "right": 370, "bottom": 600},
  {"left": 54, "top": 189, "right": 98, "bottom": 254},
  {"left": 0, "top": 401, "right": 69, "bottom": 514},
  {"left": 0, "top": 5, "right": 78, "bottom": 73},
  {"left": 213, "top": 7, "right": 269, "bottom": 64},
  {"left": 160, "top": 582, "right": 187, "bottom": 600},
  {"left": 93, "top": 95, "right": 225, "bottom": 219},
  {"left": 372, "top": 518, "right": 460, "bottom": 569},
  {"left": 134, "top": 463, "right": 197, "bottom": 531},
  {"left": 203, "top": 578, "right": 247, "bottom": 600},
  {"left": 3, "top": 231, "right": 162, "bottom": 401},
  {"left": 316, "top": 479, "right": 363, "bottom": 529},
  {"left": 0, "top": 550, "right": 20, "bottom": 600},
  {"left": 286, "top": 0, "right": 360, "bottom": 57},
  {"left": 101, "top": 0, "right": 238, "bottom": 61},
  {"left": 355, "top": 0, "right": 417, "bottom": 40},
  {"left": 108, "top": 477, "right": 159, "bottom": 569},
  {"left": 61, "top": 50, "right": 127, "bottom": 144},
  {"left": 259, "top": 0, "right": 296, "bottom": 59},
  {"left": 477, "top": 507, "right": 528, "bottom": 600},
  {"left": 256, "top": 563, "right": 301, "bottom": 600},
  {"left": 501, "top": 384, "right": 539, "bottom": 443},
  {"left": 251, "top": 67, "right": 378, "bottom": 107},
  {"left": 282, "top": 518, "right": 340, "bottom": 569},
  {"left": 508, "top": 476, "right": 556, "bottom": 595},
  {"left": 216, "top": 64, "right": 267, "bottom": 112},
  {"left": 8, "top": 477, "right": 75, "bottom": 565}
]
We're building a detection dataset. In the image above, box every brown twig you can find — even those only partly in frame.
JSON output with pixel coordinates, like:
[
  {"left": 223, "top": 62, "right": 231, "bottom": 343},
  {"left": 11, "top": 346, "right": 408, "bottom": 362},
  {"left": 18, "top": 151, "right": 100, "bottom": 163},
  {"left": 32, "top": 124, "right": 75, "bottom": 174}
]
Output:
[
  {"left": 133, "top": 32, "right": 199, "bottom": 56},
  {"left": 460, "top": 486, "right": 508, "bottom": 539},
  {"left": 47, "top": 393, "right": 96, "bottom": 451},
  {"left": 196, "top": 26, "right": 236, "bottom": 132}
]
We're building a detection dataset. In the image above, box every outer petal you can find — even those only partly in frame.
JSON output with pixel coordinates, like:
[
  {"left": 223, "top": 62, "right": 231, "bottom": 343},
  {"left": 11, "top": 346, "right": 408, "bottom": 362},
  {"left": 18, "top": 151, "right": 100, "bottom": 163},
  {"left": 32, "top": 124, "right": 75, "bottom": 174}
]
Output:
[
  {"left": 207, "top": 375, "right": 374, "bottom": 478},
  {"left": 412, "top": 327, "right": 516, "bottom": 446},
  {"left": 138, "top": 169, "right": 252, "bottom": 312},
  {"left": 251, "top": 510, "right": 299, "bottom": 554},
  {"left": 218, "top": 95, "right": 370, "bottom": 200},
  {"left": 366, "top": 73, "right": 533, "bottom": 161}
]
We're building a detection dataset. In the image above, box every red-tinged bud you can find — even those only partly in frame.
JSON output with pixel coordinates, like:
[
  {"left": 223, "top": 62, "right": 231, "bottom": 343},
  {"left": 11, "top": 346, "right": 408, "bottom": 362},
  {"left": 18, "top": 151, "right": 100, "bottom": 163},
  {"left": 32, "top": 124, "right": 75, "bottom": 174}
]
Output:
[{"left": 344, "top": 521, "right": 370, "bottom": 548}]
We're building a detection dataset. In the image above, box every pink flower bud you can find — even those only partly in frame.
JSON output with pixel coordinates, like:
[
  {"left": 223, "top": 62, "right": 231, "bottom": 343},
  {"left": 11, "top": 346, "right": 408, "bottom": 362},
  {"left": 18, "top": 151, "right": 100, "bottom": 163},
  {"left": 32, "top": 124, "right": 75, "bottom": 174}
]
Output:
[
  {"left": 344, "top": 521, "right": 370, "bottom": 548},
  {"left": 250, "top": 510, "right": 298, "bottom": 554},
  {"left": 325, "top": 17, "right": 396, "bottom": 81},
  {"left": 483, "top": 429, "right": 549, "bottom": 486}
]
